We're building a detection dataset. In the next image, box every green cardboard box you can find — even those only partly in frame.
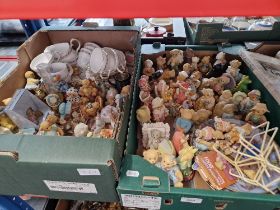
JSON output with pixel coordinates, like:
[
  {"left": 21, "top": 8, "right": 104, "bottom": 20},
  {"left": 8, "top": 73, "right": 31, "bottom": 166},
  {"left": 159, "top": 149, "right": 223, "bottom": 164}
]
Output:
[
  {"left": 117, "top": 45, "right": 280, "bottom": 209},
  {"left": 184, "top": 19, "right": 280, "bottom": 45},
  {"left": 0, "top": 27, "right": 140, "bottom": 202}
]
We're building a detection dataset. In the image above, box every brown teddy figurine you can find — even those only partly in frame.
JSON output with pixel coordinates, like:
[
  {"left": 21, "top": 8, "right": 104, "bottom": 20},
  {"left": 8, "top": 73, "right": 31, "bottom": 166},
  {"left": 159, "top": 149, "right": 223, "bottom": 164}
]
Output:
[
  {"left": 25, "top": 71, "right": 40, "bottom": 89},
  {"left": 143, "top": 149, "right": 161, "bottom": 164},
  {"left": 195, "top": 88, "right": 215, "bottom": 111},
  {"left": 81, "top": 102, "right": 100, "bottom": 119},
  {"left": 156, "top": 56, "right": 167, "bottom": 70},
  {"left": 245, "top": 103, "right": 269, "bottom": 126},
  {"left": 213, "top": 101, "right": 227, "bottom": 117},
  {"left": 198, "top": 56, "right": 212, "bottom": 75},
  {"left": 222, "top": 104, "right": 236, "bottom": 119},
  {"left": 38, "top": 115, "right": 64, "bottom": 136},
  {"left": 143, "top": 59, "right": 155, "bottom": 76},
  {"left": 79, "top": 79, "right": 98, "bottom": 99},
  {"left": 192, "top": 109, "right": 212, "bottom": 125},
  {"left": 167, "top": 49, "right": 184, "bottom": 69}
]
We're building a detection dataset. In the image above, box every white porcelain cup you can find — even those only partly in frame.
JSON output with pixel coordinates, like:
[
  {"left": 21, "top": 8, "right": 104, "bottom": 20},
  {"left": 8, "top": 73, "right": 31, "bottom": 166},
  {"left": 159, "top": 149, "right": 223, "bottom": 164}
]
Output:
[
  {"left": 84, "top": 45, "right": 97, "bottom": 52},
  {"left": 59, "top": 49, "right": 78, "bottom": 64},
  {"left": 84, "top": 42, "right": 100, "bottom": 49},
  {"left": 80, "top": 48, "right": 91, "bottom": 54},
  {"left": 30, "top": 52, "right": 59, "bottom": 71},
  {"left": 77, "top": 51, "right": 90, "bottom": 70},
  {"left": 44, "top": 43, "right": 71, "bottom": 58}
]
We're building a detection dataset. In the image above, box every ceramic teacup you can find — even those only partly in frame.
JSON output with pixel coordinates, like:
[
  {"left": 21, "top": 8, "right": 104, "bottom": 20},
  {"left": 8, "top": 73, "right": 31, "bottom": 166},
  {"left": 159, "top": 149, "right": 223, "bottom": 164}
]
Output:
[
  {"left": 80, "top": 48, "right": 92, "bottom": 54},
  {"left": 30, "top": 52, "right": 59, "bottom": 71},
  {"left": 77, "top": 51, "right": 90, "bottom": 70},
  {"left": 84, "top": 42, "right": 100, "bottom": 49},
  {"left": 44, "top": 43, "right": 71, "bottom": 58},
  {"left": 59, "top": 49, "right": 78, "bottom": 64}
]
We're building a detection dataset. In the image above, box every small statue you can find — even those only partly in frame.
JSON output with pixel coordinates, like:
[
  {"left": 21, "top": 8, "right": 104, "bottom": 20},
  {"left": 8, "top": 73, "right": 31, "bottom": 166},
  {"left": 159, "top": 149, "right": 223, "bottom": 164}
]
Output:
[
  {"left": 233, "top": 75, "right": 252, "bottom": 93},
  {"left": 25, "top": 71, "right": 40, "bottom": 90},
  {"left": 138, "top": 75, "right": 151, "bottom": 92},
  {"left": 174, "top": 72, "right": 191, "bottom": 104},
  {"left": 183, "top": 63, "right": 192, "bottom": 76},
  {"left": 226, "top": 60, "right": 243, "bottom": 83},
  {"left": 175, "top": 108, "right": 194, "bottom": 134},
  {"left": 100, "top": 105, "right": 119, "bottom": 128},
  {"left": 159, "top": 154, "right": 183, "bottom": 187},
  {"left": 38, "top": 114, "right": 64, "bottom": 136},
  {"left": 232, "top": 91, "right": 247, "bottom": 107},
  {"left": 190, "top": 70, "right": 202, "bottom": 81},
  {"left": 218, "top": 90, "right": 233, "bottom": 104},
  {"left": 136, "top": 105, "right": 151, "bottom": 124},
  {"left": 177, "top": 143, "right": 198, "bottom": 181},
  {"left": 222, "top": 104, "right": 236, "bottom": 119},
  {"left": 159, "top": 69, "right": 176, "bottom": 81},
  {"left": 74, "top": 123, "right": 89, "bottom": 137},
  {"left": 158, "top": 139, "right": 176, "bottom": 156},
  {"left": 214, "top": 117, "right": 232, "bottom": 133},
  {"left": 154, "top": 80, "right": 168, "bottom": 98},
  {"left": 143, "top": 59, "right": 155, "bottom": 76},
  {"left": 195, "top": 88, "right": 215, "bottom": 111},
  {"left": 66, "top": 87, "right": 81, "bottom": 109},
  {"left": 212, "top": 75, "right": 230, "bottom": 95},
  {"left": 152, "top": 97, "right": 169, "bottom": 122},
  {"left": 45, "top": 94, "right": 61, "bottom": 109},
  {"left": 190, "top": 57, "right": 200, "bottom": 71},
  {"left": 245, "top": 103, "right": 269, "bottom": 126},
  {"left": 213, "top": 101, "right": 227, "bottom": 117},
  {"left": 143, "top": 149, "right": 161, "bottom": 164},
  {"left": 172, "top": 131, "right": 189, "bottom": 154},
  {"left": 198, "top": 56, "right": 212, "bottom": 75},
  {"left": 191, "top": 109, "right": 212, "bottom": 125},
  {"left": 156, "top": 56, "right": 167, "bottom": 70},
  {"left": 79, "top": 79, "right": 98, "bottom": 99},
  {"left": 139, "top": 90, "right": 153, "bottom": 108},
  {"left": 106, "top": 87, "right": 118, "bottom": 106},
  {"left": 0, "top": 113, "right": 16, "bottom": 131},
  {"left": 26, "top": 107, "right": 43, "bottom": 124},
  {"left": 81, "top": 102, "right": 100, "bottom": 119},
  {"left": 58, "top": 101, "right": 72, "bottom": 121},
  {"left": 240, "top": 90, "right": 261, "bottom": 114},
  {"left": 207, "top": 52, "right": 227, "bottom": 78},
  {"left": 167, "top": 49, "right": 184, "bottom": 70}
]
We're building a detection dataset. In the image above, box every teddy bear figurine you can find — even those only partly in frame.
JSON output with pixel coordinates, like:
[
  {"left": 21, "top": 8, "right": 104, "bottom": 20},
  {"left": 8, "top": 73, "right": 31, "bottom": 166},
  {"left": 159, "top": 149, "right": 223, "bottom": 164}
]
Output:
[
  {"left": 38, "top": 114, "right": 64, "bottom": 136},
  {"left": 152, "top": 97, "right": 169, "bottom": 122},
  {"left": 240, "top": 90, "right": 261, "bottom": 115},
  {"left": 172, "top": 131, "right": 190, "bottom": 154},
  {"left": 81, "top": 102, "right": 100, "bottom": 119},
  {"left": 198, "top": 56, "right": 212, "bottom": 75},
  {"left": 177, "top": 143, "right": 198, "bottom": 181},
  {"left": 207, "top": 52, "right": 227, "bottom": 78},
  {"left": 191, "top": 109, "right": 212, "bottom": 125},
  {"left": 195, "top": 88, "right": 215, "bottom": 111},
  {"left": 218, "top": 90, "right": 233, "bottom": 104},
  {"left": 79, "top": 79, "right": 98, "bottom": 100},
  {"left": 183, "top": 63, "right": 192, "bottom": 76},
  {"left": 214, "top": 117, "right": 232, "bottom": 133},
  {"left": 106, "top": 87, "right": 118, "bottom": 106},
  {"left": 226, "top": 60, "right": 243, "bottom": 83},
  {"left": 211, "top": 75, "right": 230, "bottom": 95},
  {"left": 154, "top": 80, "right": 168, "bottom": 98},
  {"left": 0, "top": 113, "right": 16, "bottom": 131},
  {"left": 167, "top": 49, "right": 184, "bottom": 70},
  {"left": 213, "top": 101, "right": 227, "bottom": 117},
  {"left": 26, "top": 107, "right": 43, "bottom": 124},
  {"left": 245, "top": 103, "right": 269, "bottom": 126},
  {"left": 159, "top": 69, "right": 176, "bottom": 81},
  {"left": 175, "top": 108, "right": 194, "bottom": 134},
  {"left": 143, "top": 59, "right": 155, "bottom": 76},
  {"left": 159, "top": 154, "right": 184, "bottom": 187},
  {"left": 136, "top": 105, "right": 151, "bottom": 124},
  {"left": 191, "top": 57, "right": 200, "bottom": 71},
  {"left": 222, "top": 104, "right": 236, "bottom": 119},
  {"left": 143, "top": 149, "right": 161, "bottom": 165},
  {"left": 138, "top": 75, "right": 151, "bottom": 92},
  {"left": 25, "top": 71, "right": 40, "bottom": 90},
  {"left": 156, "top": 56, "right": 167, "bottom": 70},
  {"left": 139, "top": 90, "right": 153, "bottom": 108}
]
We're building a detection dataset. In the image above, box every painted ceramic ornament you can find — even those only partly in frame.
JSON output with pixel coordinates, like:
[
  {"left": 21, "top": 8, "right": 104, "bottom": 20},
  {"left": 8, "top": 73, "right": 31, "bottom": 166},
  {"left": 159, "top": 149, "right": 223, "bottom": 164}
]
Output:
[
  {"left": 81, "top": 102, "right": 100, "bottom": 119},
  {"left": 158, "top": 139, "right": 176, "bottom": 156},
  {"left": 211, "top": 75, "right": 231, "bottom": 95},
  {"left": 218, "top": 90, "right": 233, "bottom": 104},
  {"left": 234, "top": 75, "right": 252, "bottom": 93},
  {"left": 240, "top": 90, "right": 261, "bottom": 114},
  {"left": 222, "top": 104, "right": 236, "bottom": 119},
  {"left": 24, "top": 71, "right": 40, "bottom": 90},
  {"left": 142, "top": 122, "right": 170, "bottom": 149},
  {"left": 143, "top": 149, "right": 161, "bottom": 164},
  {"left": 152, "top": 97, "right": 169, "bottom": 122},
  {"left": 66, "top": 87, "right": 80, "bottom": 109},
  {"left": 159, "top": 154, "right": 183, "bottom": 187},
  {"left": 106, "top": 87, "right": 118, "bottom": 106},
  {"left": 74, "top": 123, "right": 89, "bottom": 137},
  {"left": 195, "top": 88, "right": 215, "bottom": 111},
  {"left": 45, "top": 94, "right": 61, "bottom": 109},
  {"left": 38, "top": 114, "right": 64, "bottom": 136},
  {"left": 167, "top": 49, "right": 184, "bottom": 70},
  {"left": 183, "top": 63, "right": 192, "bottom": 76},
  {"left": 198, "top": 56, "right": 212, "bottom": 75},
  {"left": 226, "top": 60, "right": 243, "bottom": 83},
  {"left": 139, "top": 90, "right": 153, "bottom": 107},
  {"left": 100, "top": 105, "right": 119, "bottom": 128},
  {"left": 191, "top": 57, "right": 200, "bottom": 71},
  {"left": 154, "top": 80, "right": 168, "bottom": 98},
  {"left": 56, "top": 81, "right": 70, "bottom": 93},
  {"left": 138, "top": 75, "right": 151, "bottom": 92},
  {"left": 79, "top": 79, "right": 98, "bottom": 99},
  {"left": 58, "top": 101, "right": 72, "bottom": 120},
  {"left": 245, "top": 103, "right": 269, "bottom": 126},
  {"left": 177, "top": 143, "right": 198, "bottom": 181},
  {"left": 156, "top": 56, "right": 167, "bottom": 70},
  {"left": 172, "top": 131, "right": 190, "bottom": 154},
  {"left": 143, "top": 59, "right": 155, "bottom": 76},
  {"left": 207, "top": 52, "right": 227, "bottom": 78},
  {"left": 136, "top": 105, "right": 151, "bottom": 124},
  {"left": 175, "top": 108, "right": 194, "bottom": 134},
  {"left": 214, "top": 117, "right": 232, "bottom": 133}
]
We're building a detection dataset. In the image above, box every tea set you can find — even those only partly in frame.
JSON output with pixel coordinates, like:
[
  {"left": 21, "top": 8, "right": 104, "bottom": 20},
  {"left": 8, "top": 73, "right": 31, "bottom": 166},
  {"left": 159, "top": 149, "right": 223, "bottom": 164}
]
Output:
[
  {"left": 0, "top": 39, "right": 133, "bottom": 140},
  {"left": 136, "top": 49, "right": 279, "bottom": 193}
]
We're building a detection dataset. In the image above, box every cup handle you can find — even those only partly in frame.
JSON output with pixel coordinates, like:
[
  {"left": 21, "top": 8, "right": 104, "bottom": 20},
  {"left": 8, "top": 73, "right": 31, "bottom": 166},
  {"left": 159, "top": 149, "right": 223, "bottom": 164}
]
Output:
[{"left": 70, "top": 38, "right": 81, "bottom": 52}]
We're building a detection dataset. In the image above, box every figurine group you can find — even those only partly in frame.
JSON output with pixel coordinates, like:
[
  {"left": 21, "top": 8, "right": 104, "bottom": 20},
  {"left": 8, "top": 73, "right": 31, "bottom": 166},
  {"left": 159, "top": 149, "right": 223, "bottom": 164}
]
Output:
[
  {"left": 0, "top": 41, "right": 132, "bottom": 139},
  {"left": 137, "top": 49, "right": 272, "bottom": 188}
]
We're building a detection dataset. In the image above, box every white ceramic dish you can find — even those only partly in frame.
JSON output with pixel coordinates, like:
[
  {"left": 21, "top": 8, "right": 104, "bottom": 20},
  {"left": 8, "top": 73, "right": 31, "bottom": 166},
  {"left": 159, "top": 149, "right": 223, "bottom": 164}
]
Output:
[{"left": 30, "top": 52, "right": 55, "bottom": 71}]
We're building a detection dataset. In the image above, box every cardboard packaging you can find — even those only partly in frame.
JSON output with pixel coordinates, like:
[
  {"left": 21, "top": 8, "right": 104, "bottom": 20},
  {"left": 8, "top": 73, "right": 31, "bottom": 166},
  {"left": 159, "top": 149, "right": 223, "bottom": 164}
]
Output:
[
  {"left": 117, "top": 45, "right": 280, "bottom": 210},
  {"left": 0, "top": 26, "right": 140, "bottom": 202}
]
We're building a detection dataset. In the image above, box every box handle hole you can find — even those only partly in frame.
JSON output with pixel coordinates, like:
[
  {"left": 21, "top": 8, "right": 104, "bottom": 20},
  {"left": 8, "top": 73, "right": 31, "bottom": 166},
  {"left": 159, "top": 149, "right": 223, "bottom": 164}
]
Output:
[
  {"left": 215, "top": 203, "right": 228, "bottom": 210},
  {"left": 164, "top": 199, "right": 173, "bottom": 205}
]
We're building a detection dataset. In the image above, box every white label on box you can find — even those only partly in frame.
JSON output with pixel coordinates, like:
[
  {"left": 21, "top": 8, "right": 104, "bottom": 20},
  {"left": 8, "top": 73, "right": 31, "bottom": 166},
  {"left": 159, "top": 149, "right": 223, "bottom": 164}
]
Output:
[
  {"left": 121, "top": 194, "right": 161, "bottom": 209},
  {"left": 77, "top": 168, "right": 101, "bottom": 176},
  {"left": 43, "top": 180, "right": 97, "bottom": 194},
  {"left": 126, "top": 170, "right": 139, "bottom": 177},
  {"left": 181, "top": 197, "right": 203, "bottom": 204}
]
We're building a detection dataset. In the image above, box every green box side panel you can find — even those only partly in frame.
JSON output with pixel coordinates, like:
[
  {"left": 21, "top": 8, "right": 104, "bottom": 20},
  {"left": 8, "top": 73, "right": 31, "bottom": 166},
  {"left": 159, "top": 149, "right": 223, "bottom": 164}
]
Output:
[
  {"left": 118, "top": 155, "right": 280, "bottom": 210},
  {"left": 0, "top": 135, "right": 120, "bottom": 201}
]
